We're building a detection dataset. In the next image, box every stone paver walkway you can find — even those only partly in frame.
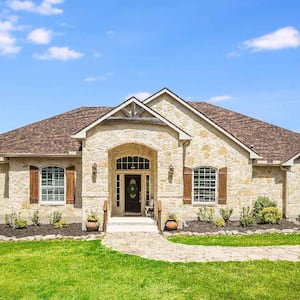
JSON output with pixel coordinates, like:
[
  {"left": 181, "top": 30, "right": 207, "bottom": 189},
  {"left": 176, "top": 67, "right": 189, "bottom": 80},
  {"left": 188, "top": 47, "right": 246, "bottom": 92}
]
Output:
[{"left": 102, "top": 232, "right": 300, "bottom": 262}]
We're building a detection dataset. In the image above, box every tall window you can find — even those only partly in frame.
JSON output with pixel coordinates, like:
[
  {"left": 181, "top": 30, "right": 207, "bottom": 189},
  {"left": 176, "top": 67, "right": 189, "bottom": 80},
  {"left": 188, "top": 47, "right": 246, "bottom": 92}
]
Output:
[
  {"left": 41, "top": 166, "right": 65, "bottom": 202},
  {"left": 193, "top": 167, "right": 216, "bottom": 203}
]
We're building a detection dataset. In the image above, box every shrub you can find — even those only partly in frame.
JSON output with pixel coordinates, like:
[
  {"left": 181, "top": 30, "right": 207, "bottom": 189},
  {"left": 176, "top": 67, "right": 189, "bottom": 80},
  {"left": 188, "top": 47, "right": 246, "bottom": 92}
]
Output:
[
  {"left": 54, "top": 220, "right": 67, "bottom": 228},
  {"left": 197, "top": 207, "right": 215, "bottom": 222},
  {"left": 240, "top": 206, "right": 255, "bottom": 227},
  {"left": 214, "top": 218, "right": 225, "bottom": 227},
  {"left": 49, "top": 211, "right": 62, "bottom": 225},
  {"left": 5, "top": 213, "right": 15, "bottom": 227},
  {"left": 31, "top": 211, "right": 40, "bottom": 226},
  {"left": 14, "top": 218, "right": 27, "bottom": 229},
  {"left": 253, "top": 196, "right": 276, "bottom": 218},
  {"left": 219, "top": 208, "right": 233, "bottom": 223},
  {"left": 258, "top": 207, "right": 282, "bottom": 224}
]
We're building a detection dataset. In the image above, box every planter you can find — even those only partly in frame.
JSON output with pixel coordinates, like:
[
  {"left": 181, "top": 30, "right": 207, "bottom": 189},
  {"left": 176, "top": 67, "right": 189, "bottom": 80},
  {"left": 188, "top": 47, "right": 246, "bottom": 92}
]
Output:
[
  {"left": 164, "top": 219, "right": 178, "bottom": 231},
  {"left": 86, "top": 221, "right": 99, "bottom": 232}
]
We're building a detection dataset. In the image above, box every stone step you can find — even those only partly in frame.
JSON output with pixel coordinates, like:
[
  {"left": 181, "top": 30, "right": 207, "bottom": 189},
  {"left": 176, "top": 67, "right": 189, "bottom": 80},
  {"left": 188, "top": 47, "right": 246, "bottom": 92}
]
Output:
[{"left": 107, "top": 217, "right": 158, "bottom": 233}]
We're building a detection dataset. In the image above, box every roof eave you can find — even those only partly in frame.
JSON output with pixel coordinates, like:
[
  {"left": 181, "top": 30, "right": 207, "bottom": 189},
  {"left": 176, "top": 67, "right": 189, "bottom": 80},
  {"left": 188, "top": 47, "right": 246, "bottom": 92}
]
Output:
[
  {"left": 0, "top": 152, "right": 82, "bottom": 158},
  {"left": 282, "top": 152, "right": 300, "bottom": 166}
]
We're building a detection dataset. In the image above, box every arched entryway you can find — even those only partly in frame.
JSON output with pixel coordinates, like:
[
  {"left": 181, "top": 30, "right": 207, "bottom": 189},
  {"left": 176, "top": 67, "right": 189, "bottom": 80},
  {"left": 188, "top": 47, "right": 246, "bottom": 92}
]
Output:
[{"left": 108, "top": 143, "right": 157, "bottom": 216}]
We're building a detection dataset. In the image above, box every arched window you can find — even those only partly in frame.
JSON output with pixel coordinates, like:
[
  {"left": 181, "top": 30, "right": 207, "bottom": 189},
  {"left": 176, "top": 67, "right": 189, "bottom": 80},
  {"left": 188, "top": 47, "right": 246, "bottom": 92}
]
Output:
[
  {"left": 193, "top": 167, "right": 216, "bottom": 203},
  {"left": 41, "top": 166, "right": 65, "bottom": 202},
  {"left": 116, "top": 156, "right": 150, "bottom": 170}
]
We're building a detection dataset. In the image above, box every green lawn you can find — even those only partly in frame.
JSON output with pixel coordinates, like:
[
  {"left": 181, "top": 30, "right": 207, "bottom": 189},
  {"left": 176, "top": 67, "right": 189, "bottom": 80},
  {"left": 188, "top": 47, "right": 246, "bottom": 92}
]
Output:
[
  {"left": 168, "top": 233, "right": 300, "bottom": 247},
  {"left": 0, "top": 240, "right": 299, "bottom": 299}
]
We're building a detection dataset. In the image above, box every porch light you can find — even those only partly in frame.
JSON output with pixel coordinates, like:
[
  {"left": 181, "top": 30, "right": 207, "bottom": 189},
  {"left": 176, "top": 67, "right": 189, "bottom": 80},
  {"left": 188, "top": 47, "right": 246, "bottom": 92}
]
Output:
[
  {"left": 168, "top": 164, "right": 174, "bottom": 182},
  {"left": 92, "top": 163, "right": 97, "bottom": 182}
]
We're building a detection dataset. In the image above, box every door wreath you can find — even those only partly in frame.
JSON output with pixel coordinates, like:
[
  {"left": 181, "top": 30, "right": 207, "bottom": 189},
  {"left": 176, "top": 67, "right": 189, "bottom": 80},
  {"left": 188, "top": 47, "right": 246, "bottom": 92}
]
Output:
[{"left": 127, "top": 179, "right": 139, "bottom": 199}]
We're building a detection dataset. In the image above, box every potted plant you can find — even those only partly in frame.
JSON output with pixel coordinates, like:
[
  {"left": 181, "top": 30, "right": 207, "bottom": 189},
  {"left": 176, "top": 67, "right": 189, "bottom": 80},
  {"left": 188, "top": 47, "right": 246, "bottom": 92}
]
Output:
[
  {"left": 86, "top": 210, "right": 100, "bottom": 232},
  {"left": 164, "top": 213, "right": 178, "bottom": 231}
]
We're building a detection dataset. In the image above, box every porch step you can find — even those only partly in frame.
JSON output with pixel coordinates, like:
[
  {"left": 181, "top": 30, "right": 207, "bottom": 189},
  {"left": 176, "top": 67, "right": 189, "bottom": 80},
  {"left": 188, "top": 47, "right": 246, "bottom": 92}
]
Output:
[{"left": 106, "top": 217, "right": 158, "bottom": 233}]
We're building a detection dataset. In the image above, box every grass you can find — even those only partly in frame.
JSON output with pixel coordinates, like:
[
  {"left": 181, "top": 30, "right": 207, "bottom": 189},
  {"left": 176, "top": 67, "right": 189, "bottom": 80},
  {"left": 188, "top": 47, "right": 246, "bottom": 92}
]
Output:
[
  {"left": 0, "top": 240, "right": 299, "bottom": 299},
  {"left": 168, "top": 233, "right": 300, "bottom": 247}
]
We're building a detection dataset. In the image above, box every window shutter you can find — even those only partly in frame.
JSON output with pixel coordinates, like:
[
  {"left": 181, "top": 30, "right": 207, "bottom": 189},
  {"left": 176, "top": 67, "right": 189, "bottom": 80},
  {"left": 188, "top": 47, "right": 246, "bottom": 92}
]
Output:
[
  {"left": 30, "top": 166, "right": 39, "bottom": 204},
  {"left": 183, "top": 167, "right": 192, "bottom": 204},
  {"left": 218, "top": 167, "right": 227, "bottom": 204},
  {"left": 66, "top": 166, "right": 76, "bottom": 204}
]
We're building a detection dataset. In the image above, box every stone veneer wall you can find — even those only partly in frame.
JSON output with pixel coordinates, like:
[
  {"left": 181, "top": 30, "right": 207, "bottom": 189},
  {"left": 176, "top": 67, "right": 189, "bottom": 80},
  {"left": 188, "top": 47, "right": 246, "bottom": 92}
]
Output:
[
  {"left": 0, "top": 157, "right": 82, "bottom": 224},
  {"left": 287, "top": 159, "right": 300, "bottom": 219},
  {"left": 147, "top": 94, "right": 285, "bottom": 223},
  {"left": 81, "top": 122, "right": 183, "bottom": 229}
]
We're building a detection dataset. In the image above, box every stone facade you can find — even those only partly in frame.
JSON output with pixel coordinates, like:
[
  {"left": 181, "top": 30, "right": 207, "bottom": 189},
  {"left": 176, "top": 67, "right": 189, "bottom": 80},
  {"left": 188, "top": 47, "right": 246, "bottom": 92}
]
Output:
[
  {"left": 0, "top": 91, "right": 299, "bottom": 229},
  {"left": 0, "top": 157, "right": 82, "bottom": 224}
]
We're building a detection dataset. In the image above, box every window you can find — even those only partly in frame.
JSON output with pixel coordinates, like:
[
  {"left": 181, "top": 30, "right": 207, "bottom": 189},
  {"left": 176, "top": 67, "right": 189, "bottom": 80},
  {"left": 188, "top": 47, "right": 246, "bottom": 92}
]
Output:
[
  {"left": 193, "top": 167, "right": 216, "bottom": 203},
  {"left": 145, "top": 174, "right": 150, "bottom": 206},
  {"left": 41, "top": 166, "right": 65, "bottom": 203},
  {"left": 116, "top": 156, "right": 150, "bottom": 170},
  {"left": 116, "top": 174, "right": 120, "bottom": 207}
]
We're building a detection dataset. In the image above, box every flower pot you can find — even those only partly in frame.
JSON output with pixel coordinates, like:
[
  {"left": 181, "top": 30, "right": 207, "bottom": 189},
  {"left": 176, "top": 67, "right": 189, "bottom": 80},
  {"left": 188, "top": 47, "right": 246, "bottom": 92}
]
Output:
[
  {"left": 164, "top": 219, "right": 178, "bottom": 231},
  {"left": 86, "top": 221, "right": 99, "bottom": 232}
]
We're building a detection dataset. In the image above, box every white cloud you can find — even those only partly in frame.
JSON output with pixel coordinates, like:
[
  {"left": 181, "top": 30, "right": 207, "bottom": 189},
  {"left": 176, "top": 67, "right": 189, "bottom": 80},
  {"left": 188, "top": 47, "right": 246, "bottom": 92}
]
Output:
[
  {"left": 0, "top": 31, "right": 21, "bottom": 55},
  {"left": 34, "top": 46, "right": 84, "bottom": 61},
  {"left": 27, "top": 27, "right": 52, "bottom": 44},
  {"left": 0, "top": 16, "right": 21, "bottom": 55},
  {"left": 227, "top": 51, "right": 241, "bottom": 58},
  {"left": 208, "top": 95, "right": 232, "bottom": 102},
  {"left": 84, "top": 72, "right": 113, "bottom": 82},
  {"left": 106, "top": 30, "right": 115, "bottom": 35},
  {"left": 8, "top": 0, "right": 64, "bottom": 15},
  {"left": 126, "top": 92, "right": 151, "bottom": 101},
  {"left": 244, "top": 26, "right": 300, "bottom": 51}
]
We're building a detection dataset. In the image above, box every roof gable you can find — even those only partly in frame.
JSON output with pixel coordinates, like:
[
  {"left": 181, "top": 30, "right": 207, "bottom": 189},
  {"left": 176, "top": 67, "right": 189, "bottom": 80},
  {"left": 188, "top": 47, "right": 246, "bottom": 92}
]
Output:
[
  {"left": 144, "top": 88, "right": 260, "bottom": 159},
  {"left": 72, "top": 97, "right": 191, "bottom": 141}
]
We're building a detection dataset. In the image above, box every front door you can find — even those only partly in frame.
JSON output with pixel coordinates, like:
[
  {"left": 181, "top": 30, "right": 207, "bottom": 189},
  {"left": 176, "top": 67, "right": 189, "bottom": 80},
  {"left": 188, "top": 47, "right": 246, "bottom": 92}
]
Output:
[{"left": 125, "top": 175, "right": 141, "bottom": 213}]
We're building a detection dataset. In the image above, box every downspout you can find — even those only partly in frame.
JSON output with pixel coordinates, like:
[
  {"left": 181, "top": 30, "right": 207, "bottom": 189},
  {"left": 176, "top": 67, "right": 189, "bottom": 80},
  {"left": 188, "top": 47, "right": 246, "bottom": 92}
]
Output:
[{"left": 280, "top": 166, "right": 289, "bottom": 219}]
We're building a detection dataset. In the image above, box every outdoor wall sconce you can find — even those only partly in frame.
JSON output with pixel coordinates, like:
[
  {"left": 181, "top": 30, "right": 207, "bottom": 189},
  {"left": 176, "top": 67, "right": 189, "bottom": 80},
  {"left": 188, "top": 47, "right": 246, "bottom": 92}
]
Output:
[
  {"left": 168, "top": 164, "right": 174, "bottom": 183},
  {"left": 92, "top": 163, "right": 97, "bottom": 183}
]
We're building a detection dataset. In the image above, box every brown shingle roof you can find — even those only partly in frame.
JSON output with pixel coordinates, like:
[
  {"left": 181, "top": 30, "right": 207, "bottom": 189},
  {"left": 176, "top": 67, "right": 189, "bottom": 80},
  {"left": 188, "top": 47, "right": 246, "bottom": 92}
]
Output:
[
  {"left": 0, "top": 100, "right": 299, "bottom": 162},
  {"left": 189, "top": 102, "right": 300, "bottom": 162},
  {"left": 0, "top": 107, "right": 112, "bottom": 155}
]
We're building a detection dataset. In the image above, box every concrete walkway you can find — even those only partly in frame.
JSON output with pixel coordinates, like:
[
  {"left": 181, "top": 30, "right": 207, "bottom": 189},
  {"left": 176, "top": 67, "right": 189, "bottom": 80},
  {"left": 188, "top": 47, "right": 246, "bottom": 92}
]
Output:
[{"left": 102, "top": 232, "right": 300, "bottom": 262}]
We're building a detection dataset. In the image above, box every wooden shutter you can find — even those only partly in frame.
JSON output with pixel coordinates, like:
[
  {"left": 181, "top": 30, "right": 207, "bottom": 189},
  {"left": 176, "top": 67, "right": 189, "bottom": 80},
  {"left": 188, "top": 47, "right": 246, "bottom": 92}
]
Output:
[
  {"left": 183, "top": 167, "right": 192, "bottom": 204},
  {"left": 30, "top": 166, "right": 39, "bottom": 204},
  {"left": 66, "top": 166, "right": 76, "bottom": 204},
  {"left": 218, "top": 167, "right": 227, "bottom": 204}
]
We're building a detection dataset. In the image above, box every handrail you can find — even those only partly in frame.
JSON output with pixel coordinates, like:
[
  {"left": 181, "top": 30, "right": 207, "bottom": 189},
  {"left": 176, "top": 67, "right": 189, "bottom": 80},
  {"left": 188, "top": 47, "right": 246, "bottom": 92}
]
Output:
[
  {"left": 157, "top": 200, "right": 162, "bottom": 233},
  {"left": 103, "top": 200, "right": 108, "bottom": 233}
]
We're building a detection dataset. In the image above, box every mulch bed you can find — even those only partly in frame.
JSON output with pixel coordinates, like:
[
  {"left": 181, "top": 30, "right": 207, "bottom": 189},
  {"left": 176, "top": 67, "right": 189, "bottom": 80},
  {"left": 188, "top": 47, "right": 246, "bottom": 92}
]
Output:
[
  {"left": 0, "top": 223, "right": 92, "bottom": 238},
  {"left": 181, "top": 219, "right": 300, "bottom": 233}
]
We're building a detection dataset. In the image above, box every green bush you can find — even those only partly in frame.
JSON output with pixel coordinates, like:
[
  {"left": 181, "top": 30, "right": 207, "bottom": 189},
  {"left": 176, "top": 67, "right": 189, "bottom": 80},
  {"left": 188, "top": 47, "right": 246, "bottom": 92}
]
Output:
[
  {"left": 197, "top": 207, "right": 215, "bottom": 222},
  {"left": 31, "top": 211, "right": 40, "bottom": 226},
  {"left": 214, "top": 218, "right": 225, "bottom": 227},
  {"left": 253, "top": 196, "right": 276, "bottom": 218},
  {"left": 49, "top": 211, "right": 63, "bottom": 225},
  {"left": 219, "top": 208, "right": 233, "bottom": 223},
  {"left": 54, "top": 220, "right": 67, "bottom": 228},
  {"left": 14, "top": 218, "right": 27, "bottom": 229},
  {"left": 240, "top": 206, "right": 255, "bottom": 227},
  {"left": 258, "top": 207, "right": 282, "bottom": 224}
]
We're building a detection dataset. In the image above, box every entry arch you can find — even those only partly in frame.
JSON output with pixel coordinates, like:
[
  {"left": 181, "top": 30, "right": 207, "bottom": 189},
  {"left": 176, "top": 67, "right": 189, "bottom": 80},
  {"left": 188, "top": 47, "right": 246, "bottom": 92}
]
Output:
[{"left": 109, "top": 143, "right": 157, "bottom": 217}]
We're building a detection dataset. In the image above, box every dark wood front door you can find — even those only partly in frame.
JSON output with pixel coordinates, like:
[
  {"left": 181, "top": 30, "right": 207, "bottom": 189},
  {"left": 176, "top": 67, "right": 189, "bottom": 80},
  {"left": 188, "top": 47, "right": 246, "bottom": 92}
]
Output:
[{"left": 125, "top": 175, "right": 141, "bottom": 213}]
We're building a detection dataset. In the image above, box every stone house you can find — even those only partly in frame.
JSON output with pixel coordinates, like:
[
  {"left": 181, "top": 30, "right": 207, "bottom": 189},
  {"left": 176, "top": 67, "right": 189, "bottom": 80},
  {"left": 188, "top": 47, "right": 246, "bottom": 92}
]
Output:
[{"left": 0, "top": 88, "right": 299, "bottom": 229}]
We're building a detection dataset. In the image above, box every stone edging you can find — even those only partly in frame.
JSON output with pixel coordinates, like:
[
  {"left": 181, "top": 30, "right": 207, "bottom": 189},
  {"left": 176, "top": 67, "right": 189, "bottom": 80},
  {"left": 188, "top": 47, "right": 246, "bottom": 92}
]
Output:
[
  {"left": 163, "top": 228, "right": 300, "bottom": 237},
  {"left": 0, "top": 233, "right": 105, "bottom": 242}
]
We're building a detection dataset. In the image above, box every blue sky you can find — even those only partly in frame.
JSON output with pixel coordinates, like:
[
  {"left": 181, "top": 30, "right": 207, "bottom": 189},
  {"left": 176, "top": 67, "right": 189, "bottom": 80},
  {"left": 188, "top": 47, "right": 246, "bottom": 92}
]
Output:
[{"left": 0, "top": 0, "right": 300, "bottom": 133}]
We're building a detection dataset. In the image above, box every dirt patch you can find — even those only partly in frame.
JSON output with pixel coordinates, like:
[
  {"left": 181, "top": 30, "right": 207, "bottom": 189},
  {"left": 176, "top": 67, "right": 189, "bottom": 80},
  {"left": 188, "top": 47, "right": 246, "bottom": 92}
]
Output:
[
  {"left": 0, "top": 223, "right": 92, "bottom": 238},
  {"left": 181, "top": 219, "right": 300, "bottom": 233}
]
